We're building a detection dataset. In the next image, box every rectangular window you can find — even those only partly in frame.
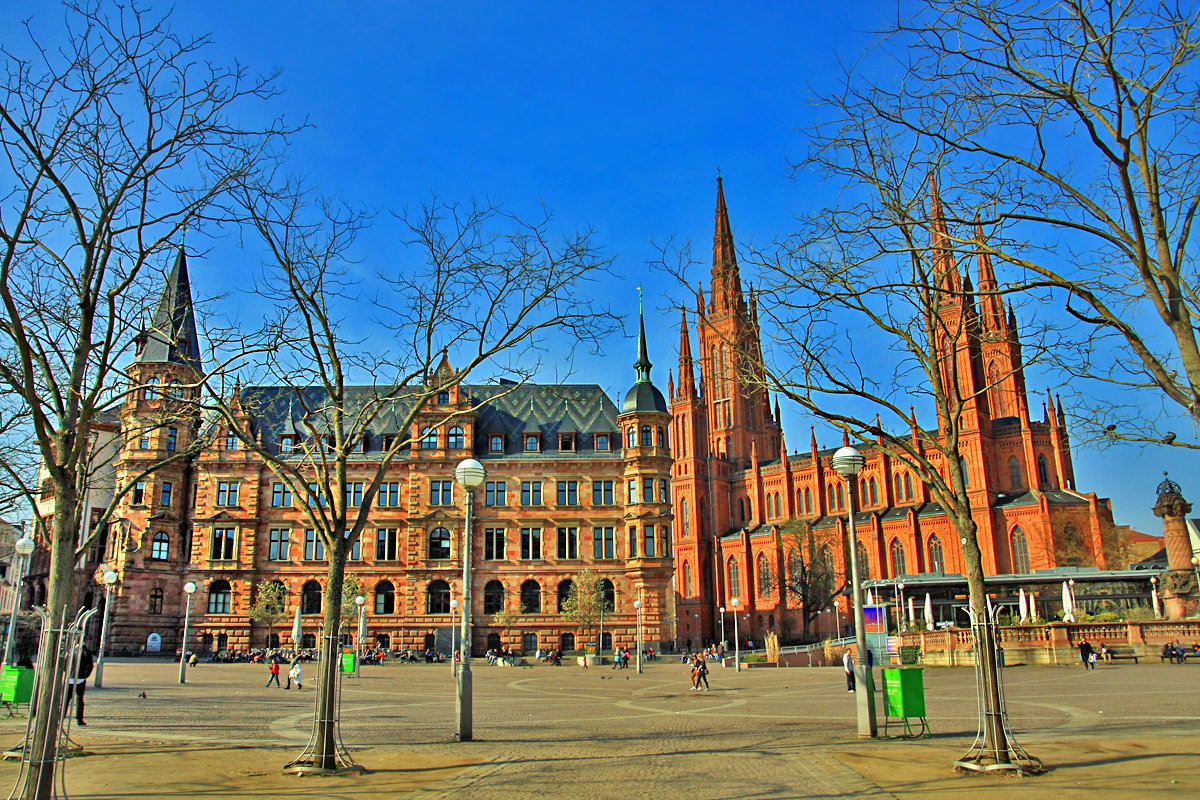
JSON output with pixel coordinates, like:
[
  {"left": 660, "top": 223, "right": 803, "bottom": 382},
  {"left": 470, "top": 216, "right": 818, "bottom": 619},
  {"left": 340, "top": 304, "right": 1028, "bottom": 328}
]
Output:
[
  {"left": 595, "top": 433, "right": 609, "bottom": 451},
  {"left": 628, "top": 526, "right": 638, "bottom": 558},
  {"left": 167, "top": 427, "right": 177, "bottom": 451},
  {"left": 272, "top": 482, "right": 292, "bottom": 508},
  {"left": 559, "top": 433, "right": 574, "bottom": 451},
  {"left": 375, "top": 528, "right": 398, "bottom": 561},
  {"left": 377, "top": 482, "right": 400, "bottom": 507},
  {"left": 592, "top": 480, "right": 614, "bottom": 505},
  {"left": 350, "top": 532, "right": 361, "bottom": 561},
  {"left": 520, "top": 527, "right": 542, "bottom": 560},
  {"left": 556, "top": 480, "right": 578, "bottom": 506},
  {"left": 642, "top": 478, "right": 654, "bottom": 503},
  {"left": 485, "top": 481, "right": 506, "bottom": 507},
  {"left": 303, "top": 529, "right": 325, "bottom": 561},
  {"left": 132, "top": 481, "right": 145, "bottom": 506},
  {"left": 643, "top": 525, "right": 656, "bottom": 557},
  {"left": 660, "top": 480, "right": 669, "bottom": 503},
  {"left": 429, "top": 480, "right": 452, "bottom": 505},
  {"left": 484, "top": 528, "right": 506, "bottom": 560},
  {"left": 627, "top": 480, "right": 637, "bottom": 504},
  {"left": 520, "top": 481, "right": 542, "bottom": 506},
  {"left": 660, "top": 524, "right": 671, "bottom": 558},
  {"left": 279, "top": 435, "right": 294, "bottom": 453},
  {"left": 225, "top": 433, "right": 238, "bottom": 450},
  {"left": 592, "top": 526, "right": 615, "bottom": 559},
  {"left": 307, "top": 483, "right": 326, "bottom": 507},
  {"left": 210, "top": 527, "right": 236, "bottom": 560},
  {"left": 268, "top": 529, "right": 290, "bottom": 561},
  {"left": 557, "top": 527, "right": 578, "bottom": 560},
  {"left": 344, "top": 482, "right": 364, "bottom": 508},
  {"left": 489, "top": 434, "right": 504, "bottom": 452},
  {"left": 138, "top": 433, "right": 150, "bottom": 450},
  {"left": 216, "top": 481, "right": 240, "bottom": 506},
  {"left": 160, "top": 481, "right": 172, "bottom": 507},
  {"left": 524, "top": 434, "right": 539, "bottom": 452}
]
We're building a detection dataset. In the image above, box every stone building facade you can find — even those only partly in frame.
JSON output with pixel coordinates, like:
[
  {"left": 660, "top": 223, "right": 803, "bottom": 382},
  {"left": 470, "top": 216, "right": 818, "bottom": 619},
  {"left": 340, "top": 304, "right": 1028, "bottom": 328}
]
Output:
[
  {"left": 670, "top": 179, "right": 1128, "bottom": 647},
  {"left": 91, "top": 251, "right": 674, "bottom": 656}
]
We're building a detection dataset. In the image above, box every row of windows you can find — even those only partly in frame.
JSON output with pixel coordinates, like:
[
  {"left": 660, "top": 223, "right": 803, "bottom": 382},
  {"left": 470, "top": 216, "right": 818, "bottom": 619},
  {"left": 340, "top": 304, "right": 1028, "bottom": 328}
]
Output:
[
  {"left": 489, "top": 432, "right": 612, "bottom": 453},
  {"left": 198, "top": 577, "right": 622, "bottom": 618},
  {"left": 135, "top": 426, "right": 179, "bottom": 451}
]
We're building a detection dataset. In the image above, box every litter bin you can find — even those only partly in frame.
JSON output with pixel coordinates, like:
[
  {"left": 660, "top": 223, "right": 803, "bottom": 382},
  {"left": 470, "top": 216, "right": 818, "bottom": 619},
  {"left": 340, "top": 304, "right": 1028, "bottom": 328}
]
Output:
[
  {"left": 881, "top": 667, "right": 929, "bottom": 737},
  {"left": 0, "top": 666, "right": 34, "bottom": 709},
  {"left": 340, "top": 652, "right": 356, "bottom": 673}
]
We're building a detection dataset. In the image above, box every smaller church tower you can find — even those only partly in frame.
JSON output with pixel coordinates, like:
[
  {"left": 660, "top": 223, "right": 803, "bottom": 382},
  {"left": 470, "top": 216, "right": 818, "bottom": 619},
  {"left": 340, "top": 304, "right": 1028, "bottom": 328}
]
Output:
[
  {"left": 617, "top": 301, "right": 674, "bottom": 648},
  {"left": 109, "top": 247, "right": 204, "bottom": 655}
]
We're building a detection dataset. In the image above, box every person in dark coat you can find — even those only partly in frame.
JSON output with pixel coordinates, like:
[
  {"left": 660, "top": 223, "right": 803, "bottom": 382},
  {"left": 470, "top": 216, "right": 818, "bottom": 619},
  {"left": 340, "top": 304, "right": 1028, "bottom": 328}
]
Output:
[
  {"left": 68, "top": 645, "right": 94, "bottom": 726},
  {"left": 1078, "top": 638, "right": 1095, "bottom": 670}
]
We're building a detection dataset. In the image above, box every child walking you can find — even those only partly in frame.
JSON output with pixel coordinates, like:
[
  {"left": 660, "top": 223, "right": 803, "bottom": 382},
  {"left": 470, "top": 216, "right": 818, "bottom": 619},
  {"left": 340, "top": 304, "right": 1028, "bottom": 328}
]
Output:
[{"left": 266, "top": 659, "right": 280, "bottom": 687}]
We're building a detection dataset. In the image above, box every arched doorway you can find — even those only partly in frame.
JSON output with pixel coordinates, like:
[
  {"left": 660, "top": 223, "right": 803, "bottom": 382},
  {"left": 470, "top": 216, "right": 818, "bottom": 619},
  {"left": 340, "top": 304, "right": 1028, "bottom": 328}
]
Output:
[
  {"left": 560, "top": 632, "right": 575, "bottom": 652},
  {"left": 522, "top": 633, "right": 537, "bottom": 653}
]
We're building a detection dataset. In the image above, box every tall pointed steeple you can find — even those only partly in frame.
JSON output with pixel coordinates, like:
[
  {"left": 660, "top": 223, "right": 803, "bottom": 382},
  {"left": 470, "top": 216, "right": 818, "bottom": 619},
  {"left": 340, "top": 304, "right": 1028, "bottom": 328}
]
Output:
[
  {"left": 134, "top": 246, "right": 202, "bottom": 368},
  {"left": 633, "top": 289, "right": 652, "bottom": 384},
  {"left": 974, "top": 214, "right": 1004, "bottom": 334},
  {"left": 929, "top": 174, "right": 961, "bottom": 295},
  {"left": 710, "top": 175, "right": 744, "bottom": 315},
  {"left": 677, "top": 307, "right": 696, "bottom": 399},
  {"left": 622, "top": 292, "right": 668, "bottom": 414}
]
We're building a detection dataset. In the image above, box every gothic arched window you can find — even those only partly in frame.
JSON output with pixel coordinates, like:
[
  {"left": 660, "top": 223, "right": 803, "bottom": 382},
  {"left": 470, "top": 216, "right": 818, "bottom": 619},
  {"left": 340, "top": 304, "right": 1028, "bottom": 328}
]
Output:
[
  {"left": 856, "top": 542, "right": 871, "bottom": 580},
  {"left": 1036, "top": 455, "right": 1049, "bottom": 487},
  {"left": 904, "top": 473, "right": 913, "bottom": 499},
  {"left": 1009, "top": 456, "right": 1022, "bottom": 489},
  {"left": 680, "top": 497, "right": 690, "bottom": 536},
  {"left": 757, "top": 553, "right": 771, "bottom": 596},
  {"left": 683, "top": 561, "right": 692, "bottom": 598},
  {"left": 728, "top": 557, "right": 741, "bottom": 600},
  {"left": 804, "top": 487, "right": 812, "bottom": 514},
  {"left": 928, "top": 535, "right": 945, "bottom": 574},
  {"left": 1012, "top": 528, "right": 1031, "bottom": 574},
  {"left": 869, "top": 478, "right": 878, "bottom": 506},
  {"left": 890, "top": 538, "right": 907, "bottom": 578}
]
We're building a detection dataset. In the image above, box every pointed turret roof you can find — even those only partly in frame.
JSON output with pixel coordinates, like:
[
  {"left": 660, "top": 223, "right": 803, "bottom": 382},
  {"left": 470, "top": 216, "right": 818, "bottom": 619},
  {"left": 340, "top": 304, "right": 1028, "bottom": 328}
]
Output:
[
  {"left": 135, "top": 247, "right": 202, "bottom": 368},
  {"left": 710, "top": 175, "right": 744, "bottom": 314},
  {"left": 622, "top": 298, "right": 668, "bottom": 414}
]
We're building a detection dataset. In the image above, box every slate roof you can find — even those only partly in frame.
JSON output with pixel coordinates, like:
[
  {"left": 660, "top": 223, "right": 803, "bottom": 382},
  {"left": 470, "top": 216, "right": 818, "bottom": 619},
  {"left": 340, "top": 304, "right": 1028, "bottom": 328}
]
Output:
[
  {"left": 992, "top": 490, "right": 1090, "bottom": 508},
  {"left": 135, "top": 248, "right": 202, "bottom": 368},
  {"left": 236, "top": 382, "right": 622, "bottom": 458}
]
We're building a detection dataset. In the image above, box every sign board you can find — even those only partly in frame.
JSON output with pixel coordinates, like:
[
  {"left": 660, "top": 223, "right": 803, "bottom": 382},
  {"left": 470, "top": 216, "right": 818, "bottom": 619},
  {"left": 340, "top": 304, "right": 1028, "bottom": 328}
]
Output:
[{"left": 146, "top": 633, "right": 162, "bottom": 653}]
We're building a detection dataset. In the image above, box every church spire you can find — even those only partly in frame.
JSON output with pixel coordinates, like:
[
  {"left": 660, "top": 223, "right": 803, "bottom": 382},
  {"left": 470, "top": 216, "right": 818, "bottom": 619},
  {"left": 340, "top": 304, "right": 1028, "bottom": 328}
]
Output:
[
  {"left": 134, "top": 245, "right": 202, "bottom": 368},
  {"left": 974, "top": 214, "right": 1004, "bottom": 334},
  {"left": 677, "top": 306, "right": 696, "bottom": 399},
  {"left": 711, "top": 175, "right": 743, "bottom": 314},
  {"left": 634, "top": 287, "right": 652, "bottom": 384},
  {"left": 929, "top": 173, "right": 961, "bottom": 296}
]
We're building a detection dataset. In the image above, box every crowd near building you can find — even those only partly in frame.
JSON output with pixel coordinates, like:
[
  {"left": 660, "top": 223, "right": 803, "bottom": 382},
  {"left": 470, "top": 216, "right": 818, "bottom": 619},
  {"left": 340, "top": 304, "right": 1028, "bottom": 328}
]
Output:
[{"left": 24, "top": 179, "right": 1146, "bottom": 658}]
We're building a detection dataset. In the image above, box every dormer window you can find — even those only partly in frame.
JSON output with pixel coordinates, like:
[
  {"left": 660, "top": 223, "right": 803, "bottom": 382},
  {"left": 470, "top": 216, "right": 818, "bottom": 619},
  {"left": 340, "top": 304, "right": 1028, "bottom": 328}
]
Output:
[
  {"left": 437, "top": 390, "right": 450, "bottom": 405},
  {"left": 595, "top": 433, "right": 609, "bottom": 451},
  {"left": 352, "top": 435, "right": 366, "bottom": 453},
  {"left": 279, "top": 435, "right": 294, "bottom": 453},
  {"left": 489, "top": 434, "right": 504, "bottom": 453},
  {"left": 225, "top": 432, "right": 238, "bottom": 450},
  {"left": 524, "top": 434, "right": 540, "bottom": 452},
  {"left": 382, "top": 433, "right": 397, "bottom": 451},
  {"left": 559, "top": 433, "right": 575, "bottom": 451}
]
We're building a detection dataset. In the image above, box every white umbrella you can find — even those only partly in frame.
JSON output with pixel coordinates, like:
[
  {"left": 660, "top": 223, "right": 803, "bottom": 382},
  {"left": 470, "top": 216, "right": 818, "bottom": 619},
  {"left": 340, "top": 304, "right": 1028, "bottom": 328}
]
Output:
[
  {"left": 866, "top": 588, "right": 875, "bottom": 606},
  {"left": 1018, "top": 588, "right": 1029, "bottom": 624},
  {"left": 924, "top": 593, "right": 934, "bottom": 630},
  {"left": 1061, "top": 581, "right": 1075, "bottom": 623},
  {"left": 357, "top": 608, "right": 367, "bottom": 646},
  {"left": 291, "top": 605, "right": 303, "bottom": 648},
  {"left": 907, "top": 596, "right": 916, "bottom": 629}
]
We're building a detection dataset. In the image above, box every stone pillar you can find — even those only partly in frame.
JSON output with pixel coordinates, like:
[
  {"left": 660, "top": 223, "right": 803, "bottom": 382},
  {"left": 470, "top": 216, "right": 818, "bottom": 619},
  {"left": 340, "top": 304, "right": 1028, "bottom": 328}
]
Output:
[{"left": 1152, "top": 473, "right": 1196, "bottom": 619}]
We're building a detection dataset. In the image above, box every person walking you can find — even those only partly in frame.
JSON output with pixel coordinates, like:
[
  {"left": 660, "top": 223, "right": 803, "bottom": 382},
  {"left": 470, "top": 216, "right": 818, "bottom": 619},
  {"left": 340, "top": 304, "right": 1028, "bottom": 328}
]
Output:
[
  {"left": 68, "top": 645, "right": 94, "bottom": 726},
  {"left": 695, "top": 655, "right": 710, "bottom": 691},
  {"left": 1078, "top": 638, "right": 1095, "bottom": 670},
  {"left": 289, "top": 660, "right": 304, "bottom": 690},
  {"left": 266, "top": 659, "right": 281, "bottom": 687},
  {"left": 843, "top": 649, "right": 856, "bottom": 692}
]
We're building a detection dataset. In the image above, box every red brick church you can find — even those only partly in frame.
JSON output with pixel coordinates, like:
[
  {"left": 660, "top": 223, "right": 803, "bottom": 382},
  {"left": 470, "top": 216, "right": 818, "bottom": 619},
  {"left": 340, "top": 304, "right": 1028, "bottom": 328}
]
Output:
[{"left": 669, "top": 178, "right": 1129, "bottom": 646}]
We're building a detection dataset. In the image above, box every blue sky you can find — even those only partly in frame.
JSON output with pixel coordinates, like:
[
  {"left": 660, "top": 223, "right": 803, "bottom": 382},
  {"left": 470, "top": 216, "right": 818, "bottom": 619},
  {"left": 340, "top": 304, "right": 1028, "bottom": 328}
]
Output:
[{"left": 14, "top": 1, "right": 1192, "bottom": 537}]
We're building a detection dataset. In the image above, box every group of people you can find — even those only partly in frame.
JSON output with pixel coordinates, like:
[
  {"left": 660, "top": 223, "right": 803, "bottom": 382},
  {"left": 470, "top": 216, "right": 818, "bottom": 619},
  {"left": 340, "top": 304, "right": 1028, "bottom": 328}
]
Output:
[
  {"left": 264, "top": 653, "right": 304, "bottom": 689},
  {"left": 1161, "top": 641, "right": 1198, "bottom": 663},
  {"left": 535, "top": 648, "right": 564, "bottom": 666},
  {"left": 486, "top": 647, "right": 516, "bottom": 666},
  {"left": 688, "top": 653, "right": 710, "bottom": 690},
  {"left": 610, "top": 648, "right": 633, "bottom": 669}
]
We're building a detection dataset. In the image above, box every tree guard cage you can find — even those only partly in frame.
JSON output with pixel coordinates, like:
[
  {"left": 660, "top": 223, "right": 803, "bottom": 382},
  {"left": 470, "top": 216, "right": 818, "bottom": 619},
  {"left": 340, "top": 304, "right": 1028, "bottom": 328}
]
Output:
[
  {"left": 7, "top": 606, "right": 98, "bottom": 800},
  {"left": 954, "top": 603, "right": 1041, "bottom": 774},
  {"left": 283, "top": 625, "right": 361, "bottom": 775}
]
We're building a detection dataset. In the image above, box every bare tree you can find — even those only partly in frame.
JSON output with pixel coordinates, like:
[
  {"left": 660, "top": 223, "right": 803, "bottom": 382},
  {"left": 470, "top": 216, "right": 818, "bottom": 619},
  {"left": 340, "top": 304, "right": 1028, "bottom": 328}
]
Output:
[
  {"left": 770, "top": 522, "right": 847, "bottom": 642},
  {"left": 0, "top": 4, "right": 288, "bottom": 796},
  {"left": 206, "top": 182, "right": 618, "bottom": 772},
  {"left": 826, "top": 0, "right": 1200, "bottom": 448}
]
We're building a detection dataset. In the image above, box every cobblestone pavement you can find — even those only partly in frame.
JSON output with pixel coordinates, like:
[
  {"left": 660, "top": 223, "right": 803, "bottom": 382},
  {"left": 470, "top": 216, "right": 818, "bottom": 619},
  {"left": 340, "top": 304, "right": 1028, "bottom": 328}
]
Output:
[{"left": 0, "top": 658, "right": 1196, "bottom": 798}]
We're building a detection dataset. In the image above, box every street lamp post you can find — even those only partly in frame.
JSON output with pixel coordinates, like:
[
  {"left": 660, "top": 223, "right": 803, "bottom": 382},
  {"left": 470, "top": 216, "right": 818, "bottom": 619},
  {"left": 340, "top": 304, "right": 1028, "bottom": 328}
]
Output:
[
  {"left": 634, "top": 596, "right": 644, "bottom": 674},
  {"left": 897, "top": 581, "right": 907, "bottom": 634},
  {"left": 832, "top": 445, "right": 877, "bottom": 738},
  {"left": 730, "top": 597, "right": 740, "bottom": 671},
  {"left": 353, "top": 595, "right": 365, "bottom": 679},
  {"left": 454, "top": 458, "right": 485, "bottom": 742},
  {"left": 718, "top": 606, "right": 726, "bottom": 648},
  {"left": 94, "top": 570, "right": 119, "bottom": 688},
  {"left": 1151, "top": 576, "right": 1162, "bottom": 618},
  {"left": 1068, "top": 578, "right": 1077, "bottom": 619},
  {"left": 3, "top": 535, "right": 35, "bottom": 667},
  {"left": 834, "top": 599, "right": 842, "bottom": 639},
  {"left": 178, "top": 581, "right": 197, "bottom": 684},
  {"left": 449, "top": 598, "right": 459, "bottom": 677}
]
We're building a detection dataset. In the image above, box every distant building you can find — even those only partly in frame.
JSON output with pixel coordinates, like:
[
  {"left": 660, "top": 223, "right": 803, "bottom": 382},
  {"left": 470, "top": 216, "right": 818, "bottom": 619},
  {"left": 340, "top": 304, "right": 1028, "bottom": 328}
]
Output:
[{"left": 670, "top": 178, "right": 1132, "bottom": 647}]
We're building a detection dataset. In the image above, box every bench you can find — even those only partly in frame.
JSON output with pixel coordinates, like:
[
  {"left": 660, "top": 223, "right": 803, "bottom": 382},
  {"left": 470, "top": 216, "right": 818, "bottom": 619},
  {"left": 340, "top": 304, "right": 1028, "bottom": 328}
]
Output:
[{"left": 1106, "top": 647, "right": 1138, "bottom": 664}]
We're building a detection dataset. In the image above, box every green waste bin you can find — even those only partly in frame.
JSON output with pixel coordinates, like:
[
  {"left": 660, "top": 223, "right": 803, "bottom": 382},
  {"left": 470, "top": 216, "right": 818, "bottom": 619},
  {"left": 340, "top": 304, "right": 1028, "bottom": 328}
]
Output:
[
  {"left": 340, "top": 652, "right": 356, "bottom": 673},
  {"left": 881, "top": 667, "right": 929, "bottom": 737},
  {"left": 0, "top": 666, "right": 34, "bottom": 706}
]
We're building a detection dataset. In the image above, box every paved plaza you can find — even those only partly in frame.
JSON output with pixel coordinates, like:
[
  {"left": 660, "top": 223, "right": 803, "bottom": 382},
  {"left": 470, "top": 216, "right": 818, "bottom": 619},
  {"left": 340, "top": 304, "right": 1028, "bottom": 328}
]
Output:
[{"left": 0, "top": 658, "right": 1196, "bottom": 798}]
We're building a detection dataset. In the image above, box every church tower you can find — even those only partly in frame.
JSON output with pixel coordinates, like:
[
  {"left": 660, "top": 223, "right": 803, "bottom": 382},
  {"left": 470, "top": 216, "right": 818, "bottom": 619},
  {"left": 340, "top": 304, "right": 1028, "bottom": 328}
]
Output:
[{"left": 109, "top": 247, "right": 204, "bottom": 655}]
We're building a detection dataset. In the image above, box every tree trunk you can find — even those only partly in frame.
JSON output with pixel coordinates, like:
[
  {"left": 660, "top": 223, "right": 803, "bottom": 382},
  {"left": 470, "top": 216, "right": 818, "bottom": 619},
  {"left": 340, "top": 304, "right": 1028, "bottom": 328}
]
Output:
[
  {"left": 24, "top": 482, "right": 80, "bottom": 800},
  {"left": 312, "top": 554, "right": 347, "bottom": 770}
]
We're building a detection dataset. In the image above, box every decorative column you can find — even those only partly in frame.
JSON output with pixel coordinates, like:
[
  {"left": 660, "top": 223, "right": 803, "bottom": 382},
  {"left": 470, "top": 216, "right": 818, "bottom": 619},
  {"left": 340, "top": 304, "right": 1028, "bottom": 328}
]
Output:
[{"left": 1151, "top": 473, "right": 1196, "bottom": 619}]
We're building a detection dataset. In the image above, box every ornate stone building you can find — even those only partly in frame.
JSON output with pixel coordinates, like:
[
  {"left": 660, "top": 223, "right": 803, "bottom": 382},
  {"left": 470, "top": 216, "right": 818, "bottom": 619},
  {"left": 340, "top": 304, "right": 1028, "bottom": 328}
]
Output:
[
  {"left": 670, "top": 179, "right": 1128, "bottom": 647},
  {"left": 93, "top": 252, "right": 674, "bottom": 656}
]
